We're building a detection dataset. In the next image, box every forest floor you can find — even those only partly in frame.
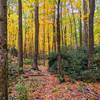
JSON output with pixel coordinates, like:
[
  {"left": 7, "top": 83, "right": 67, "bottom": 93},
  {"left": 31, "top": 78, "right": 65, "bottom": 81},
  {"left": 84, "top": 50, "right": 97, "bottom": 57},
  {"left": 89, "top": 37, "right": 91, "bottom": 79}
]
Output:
[{"left": 9, "top": 64, "right": 100, "bottom": 100}]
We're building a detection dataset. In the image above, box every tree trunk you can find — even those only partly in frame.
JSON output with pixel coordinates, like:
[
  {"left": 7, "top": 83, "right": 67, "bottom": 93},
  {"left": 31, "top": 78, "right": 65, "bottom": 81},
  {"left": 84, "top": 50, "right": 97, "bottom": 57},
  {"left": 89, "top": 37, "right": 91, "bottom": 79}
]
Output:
[
  {"left": 70, "top": 0, "right": 78, "bottom": 48},
  {"left": 57, "top": 0, "right": 65, "bottom": 82},
  {"left": 88, "top": 0, "right": 95, "bottom": 68},
  {"left": 24, "top": 20, "right": 27, "bottom": 58},
  {"left": 64, "top": 26, "right": 67, "bottom": 46},
  {"left": 33, "top": 0, "right": 39, "bottom": 70},
  {"left": 43, "top": 0, "right": 45, "bottom": 66},
  {"left": 52, "top": 5, "right": 57, "bottom": 52},
  {"left": 79, "top": 11, "right": 82, "bottom": 47},
  {"left": 68, "top": 14, "right": 73, "bottom": 47},
  {"left": 0, "top": 0, "right": 8, "bottom": 99},
  {"left": 47, "top": 28, "right": 50, "bottom": 55},
  {"left": 82, "top": 0, "right": 88, "bottom": 48},
  {"left": 60, "top": 2, "right": 64, "bottom": 47},
  {"left": 18, "top": 0, "right": 23, "bottom": 71}
]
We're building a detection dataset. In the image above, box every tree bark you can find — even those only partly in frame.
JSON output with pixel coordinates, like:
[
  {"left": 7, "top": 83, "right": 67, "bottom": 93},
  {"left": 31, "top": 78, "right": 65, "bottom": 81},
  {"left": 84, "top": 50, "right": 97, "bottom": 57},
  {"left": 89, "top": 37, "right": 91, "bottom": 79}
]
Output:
[
  {"left": 0, "top": 0, "right": 8, "bottom": 99},
  {"left": 47, "top": 26, "right": 50, "bottom": 55},
  {"left": 68, "top": 14, "right": 73, "bottom": 47},
  {"left": 88, "top": 0, "right": 95, "bottom": 68},
  {"left": 57, "top": 0, "right": 65, "bottom": 82},
  {"left": 79, "top": 11, "right": 82, "bottom": 47},
  {"left": 52, "top": 5, "right": 57, "bottom": 52},
  {"left": 24, "top": 19, "right": 27, "bottom": 58},
  {"left": 33, "top": 0, "right": 39, "bottom": 70},
  {"left": 64, "top": 26, "right": 67, "bottom": 46},
  {"left": 82, "top": 0, "right": 88, "bottom": 48},
  {"left": 70, "top": 0, "right": 78, "bottom": 48},
  {"left": 43, "top": 0, "right": 45, "bottom": 65},
  {"left": 18, "top": 0, "right": 23, "bottom": 71},
  {"left": 60, "top": 2, "right": 64, "bottom": 47}
]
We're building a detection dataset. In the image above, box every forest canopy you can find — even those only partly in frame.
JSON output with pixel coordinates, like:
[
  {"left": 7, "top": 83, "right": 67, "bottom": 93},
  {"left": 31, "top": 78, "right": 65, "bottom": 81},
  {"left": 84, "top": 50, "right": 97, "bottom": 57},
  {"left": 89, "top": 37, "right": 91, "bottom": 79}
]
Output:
[{"left": 7, "top": 0, "right": 100, "bottom": 53}]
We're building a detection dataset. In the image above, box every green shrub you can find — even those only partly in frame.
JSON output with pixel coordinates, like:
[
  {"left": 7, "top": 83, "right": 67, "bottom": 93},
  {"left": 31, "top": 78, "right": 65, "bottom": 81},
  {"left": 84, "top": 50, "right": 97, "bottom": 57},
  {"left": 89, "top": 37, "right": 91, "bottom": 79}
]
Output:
[
  {"left": 48, "top": 47, "right": 100, "bottom": 82},
  {"left": 10, "top": 47, "right": 18, "bottom": 57},
  {"left": 24, "top": 58, "right": 33, "bottom": 65},
  {"left": 18, "top": 67, "right": 24, "bottom": 74},
  {"left": 8, "top": 63, "right": 19, "bottom": 79},
  {"left": 48, "top": 52, "right": 57, "bottom": 73},
  {"left": 9, "top": 96, "right": 16, "bottom": 100},
  {"left": 57, "top": 74, "right": 65, "bottom": 83},
  {"left": 94, "top": 46, "right": 100, "bottom": 53},
  {"left": 16, "top": 77, "right": 28, "bottom": 100},
  {"left": 80, "top": 68, "right": 100, "bottom": 82}
]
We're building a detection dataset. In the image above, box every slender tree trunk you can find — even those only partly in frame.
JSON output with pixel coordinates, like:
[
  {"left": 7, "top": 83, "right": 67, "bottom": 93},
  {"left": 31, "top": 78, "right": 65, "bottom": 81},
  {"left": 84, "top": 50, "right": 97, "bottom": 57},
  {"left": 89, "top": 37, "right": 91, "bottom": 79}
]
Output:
[
  {"left": 0, "top": 0, "right": 8, "bottom": 99},
  {"left": 31, "top": 11, "right": 34, "bottom": 57},
  {"left": 79, "top": 11, "right": 82, "bottom": 47},
  {"left": 52, "top": 5, "right": 56, "bottom": 52},
  {"left": 68, "top": 14, "right": 73, "bottom": 47},
  {"left": 43, "top": 0, "right": 45, "bottom": 65},
  {"left": 47, "top": 28, "right": 50, "bottom": 55},
  {"left": 24, "top": 20, "right": 27, "bottom": 58},
  {"left": 47, "top": 8, "right": 51, "bottom": 55},
  {"left": 60, "top": 2, "right": 64, "bottom": 47},
  {"left": 24, "top": 29, "right": 27, "bottom": 58},
  {"left": 64, "top": 26, "right": 67, "bottom": 46},
  {"left": 70, "top": 0, "right": 78, "bottom": 48},
  {"left": 82, "top": 0, "right": 88, "bottom": 48},
  {"left": 57, "top": 0, "right": 65, "bottom": 82},
  {"left": 33, "top": 0, "right": 39, "bottom": 70},
  {"left": 18, "top": 0, "right": 23, "bottom": 71},
  {"left": 88, "top": 0, "right": 95, "bottom": 68}
]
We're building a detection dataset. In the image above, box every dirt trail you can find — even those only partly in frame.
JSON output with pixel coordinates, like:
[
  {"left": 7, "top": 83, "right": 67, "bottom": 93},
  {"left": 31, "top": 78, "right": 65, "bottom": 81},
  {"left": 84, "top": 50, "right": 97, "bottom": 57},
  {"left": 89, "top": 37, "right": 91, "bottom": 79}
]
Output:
[{"left": 9, "top": 65, "right": 100, "bottom": 100}]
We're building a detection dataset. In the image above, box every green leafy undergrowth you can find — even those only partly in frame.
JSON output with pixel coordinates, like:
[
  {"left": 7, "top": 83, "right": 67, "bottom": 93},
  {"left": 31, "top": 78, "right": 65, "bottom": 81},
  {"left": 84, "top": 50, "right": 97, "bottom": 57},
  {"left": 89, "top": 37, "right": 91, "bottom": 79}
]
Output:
[
  {"left": 16, "top": 77, "right": 28, "bottom": 100},
  {"left": 48, "top": 47, "right": 100, "bottom": 82}
]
